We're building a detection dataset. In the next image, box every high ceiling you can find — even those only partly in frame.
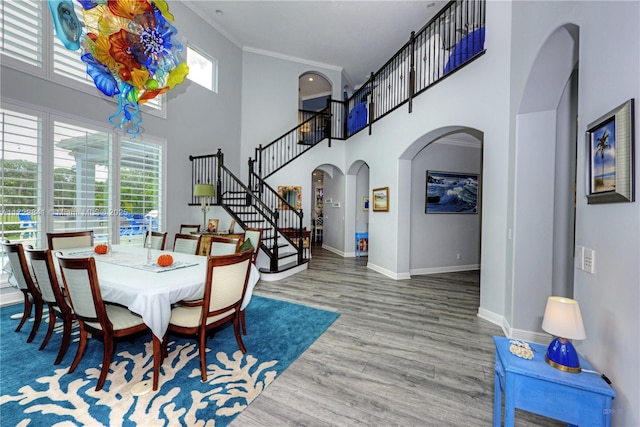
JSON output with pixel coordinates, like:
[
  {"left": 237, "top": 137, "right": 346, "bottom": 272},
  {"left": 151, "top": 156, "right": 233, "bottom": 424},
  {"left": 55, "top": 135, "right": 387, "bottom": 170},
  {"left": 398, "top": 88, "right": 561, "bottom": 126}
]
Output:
[{"left": 182, "top": 1, "right": 445, "bottom": 90}]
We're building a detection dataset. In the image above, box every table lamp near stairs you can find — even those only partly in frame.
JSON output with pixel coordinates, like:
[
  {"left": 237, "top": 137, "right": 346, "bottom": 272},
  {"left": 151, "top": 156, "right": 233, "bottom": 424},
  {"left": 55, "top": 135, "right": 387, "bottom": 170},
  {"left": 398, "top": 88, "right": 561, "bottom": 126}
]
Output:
[{"left": 194, "top": 184, "right": 215, "bottom": 231}]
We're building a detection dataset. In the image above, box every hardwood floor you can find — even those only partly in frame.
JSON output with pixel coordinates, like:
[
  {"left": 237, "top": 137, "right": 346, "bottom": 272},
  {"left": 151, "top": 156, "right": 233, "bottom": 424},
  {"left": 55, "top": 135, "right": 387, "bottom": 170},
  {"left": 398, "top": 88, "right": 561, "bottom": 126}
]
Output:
[{"left": 233, "top": 247, "right": 562, "bottom": 426}]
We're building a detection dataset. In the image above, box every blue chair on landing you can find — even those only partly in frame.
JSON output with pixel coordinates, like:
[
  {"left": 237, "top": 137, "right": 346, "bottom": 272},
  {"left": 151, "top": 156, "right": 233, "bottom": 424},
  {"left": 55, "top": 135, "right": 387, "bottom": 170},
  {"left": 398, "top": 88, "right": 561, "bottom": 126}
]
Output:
[{"left": 18, "top": 212, "right": 36, "bottom": 239}]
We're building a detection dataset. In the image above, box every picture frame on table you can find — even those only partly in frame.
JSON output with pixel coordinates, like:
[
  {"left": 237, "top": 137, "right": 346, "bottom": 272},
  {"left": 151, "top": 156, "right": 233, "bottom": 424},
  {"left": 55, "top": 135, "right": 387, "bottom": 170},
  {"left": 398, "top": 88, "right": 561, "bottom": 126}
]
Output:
[
  {"left": 207, "top": 219, "right": 219, "bottom": 233},
  {"left": 586, "top": 98, "right": 635, "bottom": 204},
  {"left": 425, "top": 171, "right": 478, "bottom": 214},
  {"left": 372, "top": 187, "right": 389, "bottom": 212}
]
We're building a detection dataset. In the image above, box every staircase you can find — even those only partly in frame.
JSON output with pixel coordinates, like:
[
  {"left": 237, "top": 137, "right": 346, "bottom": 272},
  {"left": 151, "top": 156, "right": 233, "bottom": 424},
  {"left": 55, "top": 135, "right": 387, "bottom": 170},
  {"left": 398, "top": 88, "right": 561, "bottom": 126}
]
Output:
[
  {"left": 190, "top": 149, "right": 312, "bottom": 276},
  {"left": 189, "top": 0, "right": 487, "bottom": 277}
]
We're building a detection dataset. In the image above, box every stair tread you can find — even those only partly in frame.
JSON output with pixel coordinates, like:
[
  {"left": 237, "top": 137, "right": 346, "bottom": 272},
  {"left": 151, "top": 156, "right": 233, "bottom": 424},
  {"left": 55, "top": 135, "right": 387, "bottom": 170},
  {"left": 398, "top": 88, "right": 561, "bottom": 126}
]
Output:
[{"left": 259, "top": 259, "right": 308, "bottom": 274}]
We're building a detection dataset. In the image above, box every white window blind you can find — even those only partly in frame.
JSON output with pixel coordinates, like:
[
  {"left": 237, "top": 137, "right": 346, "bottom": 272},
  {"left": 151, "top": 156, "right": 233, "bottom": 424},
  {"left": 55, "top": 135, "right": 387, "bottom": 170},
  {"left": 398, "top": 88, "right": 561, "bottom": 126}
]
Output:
[
  {"left": 119, "top": 137, "right": 162, "bottom": 246},
  {"left": 0, "top": 0, "right": 43, "bottom": 68},
  {"left": 0, "top": 108, "right": 41, "bottom": 244},
  {"left": 52, "top": 121, "right": 112, "bottom": 240}
]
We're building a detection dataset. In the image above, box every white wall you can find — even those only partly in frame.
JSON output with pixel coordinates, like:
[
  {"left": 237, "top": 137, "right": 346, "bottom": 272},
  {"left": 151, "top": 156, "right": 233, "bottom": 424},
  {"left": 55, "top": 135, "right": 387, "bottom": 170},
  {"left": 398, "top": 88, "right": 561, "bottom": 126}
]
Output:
[{"left": 409, "top": 139, "right": 482, "bottom": 273}]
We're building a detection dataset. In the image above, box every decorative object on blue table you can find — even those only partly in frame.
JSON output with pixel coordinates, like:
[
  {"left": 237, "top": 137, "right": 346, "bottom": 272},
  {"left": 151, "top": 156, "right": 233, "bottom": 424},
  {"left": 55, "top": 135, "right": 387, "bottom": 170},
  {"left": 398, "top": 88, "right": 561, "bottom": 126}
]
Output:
[
  {"left": 541, "top": 296, "right": 586, "bottom": 373},
  {"left": 194, "top": 183, "right": 215, "bottom": 230}
]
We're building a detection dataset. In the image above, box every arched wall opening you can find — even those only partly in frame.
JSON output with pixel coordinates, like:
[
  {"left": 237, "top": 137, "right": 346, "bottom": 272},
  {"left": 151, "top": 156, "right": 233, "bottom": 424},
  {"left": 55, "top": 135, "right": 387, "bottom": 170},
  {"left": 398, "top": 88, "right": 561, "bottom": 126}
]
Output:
[
  {"left": 509, "top": 24, "right": 579, "bottom": 336},
  {"left": 398, "top": 126, "right": 484, "bottom": 279}
]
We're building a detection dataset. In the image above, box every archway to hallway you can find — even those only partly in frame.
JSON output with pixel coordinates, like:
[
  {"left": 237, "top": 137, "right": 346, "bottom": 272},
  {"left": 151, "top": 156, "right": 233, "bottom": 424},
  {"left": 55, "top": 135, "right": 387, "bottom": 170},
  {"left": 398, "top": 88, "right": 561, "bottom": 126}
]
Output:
[
  {"left": 399, "top": 129, "right": 483, "bottom": 279},
  {"left": 345, "top": 160, "right": 370, "bottom": 258},
  {"left": 299, "top": 72, "right": 332, "bottom": 114}
]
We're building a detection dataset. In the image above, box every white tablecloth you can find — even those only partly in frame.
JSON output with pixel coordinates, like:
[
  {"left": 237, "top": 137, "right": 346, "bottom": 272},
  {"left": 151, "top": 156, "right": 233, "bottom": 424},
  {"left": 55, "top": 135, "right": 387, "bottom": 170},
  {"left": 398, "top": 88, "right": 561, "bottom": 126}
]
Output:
[{"left": 62, "top": 245, "right": 259, "bottom": 341}]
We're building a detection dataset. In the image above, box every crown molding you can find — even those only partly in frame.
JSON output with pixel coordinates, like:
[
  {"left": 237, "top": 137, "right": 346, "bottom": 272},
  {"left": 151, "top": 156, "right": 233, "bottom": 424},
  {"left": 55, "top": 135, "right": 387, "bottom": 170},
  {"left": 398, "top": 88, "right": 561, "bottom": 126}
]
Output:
[{"left": 242, "top": 46, "right": 343, "bottom": 74}]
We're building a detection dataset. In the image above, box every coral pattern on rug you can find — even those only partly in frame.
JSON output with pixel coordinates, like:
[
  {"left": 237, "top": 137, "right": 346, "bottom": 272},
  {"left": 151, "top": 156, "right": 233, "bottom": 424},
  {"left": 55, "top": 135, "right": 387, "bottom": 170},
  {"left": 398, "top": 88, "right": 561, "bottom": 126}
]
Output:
[{"left": 0, "top": 296, "right": 339, "bottom": 426}]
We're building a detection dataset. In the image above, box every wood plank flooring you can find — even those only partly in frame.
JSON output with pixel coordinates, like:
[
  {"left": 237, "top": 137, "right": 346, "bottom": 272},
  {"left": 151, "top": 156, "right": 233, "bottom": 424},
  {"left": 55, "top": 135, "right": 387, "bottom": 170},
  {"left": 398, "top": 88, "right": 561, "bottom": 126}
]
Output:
[{"left": 233, "top": 247, "right": 562, "bottom": 426}]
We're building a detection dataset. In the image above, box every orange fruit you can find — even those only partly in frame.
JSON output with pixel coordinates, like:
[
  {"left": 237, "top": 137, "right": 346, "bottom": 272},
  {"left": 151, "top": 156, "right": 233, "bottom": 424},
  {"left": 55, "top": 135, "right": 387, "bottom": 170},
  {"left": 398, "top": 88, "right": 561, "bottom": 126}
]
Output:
[
  {"left": 157, "top": 253, "right": 173, "bottom": 267},
  {"left": 94, "top": 244, "right": 108, "bottom": 255}
]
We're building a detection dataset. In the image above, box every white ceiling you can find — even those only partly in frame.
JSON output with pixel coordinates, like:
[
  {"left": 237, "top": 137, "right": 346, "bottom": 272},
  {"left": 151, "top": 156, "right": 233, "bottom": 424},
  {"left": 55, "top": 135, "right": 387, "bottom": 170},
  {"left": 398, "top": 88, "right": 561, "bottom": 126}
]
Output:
[{"left": 182, "top": 1, "right": 445, "bottom": 90}]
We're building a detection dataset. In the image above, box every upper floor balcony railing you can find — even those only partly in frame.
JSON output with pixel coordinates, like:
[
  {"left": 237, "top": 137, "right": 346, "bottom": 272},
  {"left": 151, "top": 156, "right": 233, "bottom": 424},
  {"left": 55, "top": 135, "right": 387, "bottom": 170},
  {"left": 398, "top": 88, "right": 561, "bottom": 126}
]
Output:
[{"left": 335, "top": 0, "right": 486, "bottom": 139}]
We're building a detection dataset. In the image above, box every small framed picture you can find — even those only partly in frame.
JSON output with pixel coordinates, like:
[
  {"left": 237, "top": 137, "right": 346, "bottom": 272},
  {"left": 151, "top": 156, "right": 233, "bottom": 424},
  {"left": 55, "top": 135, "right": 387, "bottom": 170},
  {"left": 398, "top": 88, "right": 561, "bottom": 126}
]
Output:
[
  {"left": 586, "top": 99, "right": 635, "bottom": 204},
  {"left": 372, "top": 187, "right": 389, "bottom": 212},
  {"left": 207, "top": 219, "right": 219, "bottom": 233},
  {"left": 362, "top": 196, "right": 370, "bottom": 211}
]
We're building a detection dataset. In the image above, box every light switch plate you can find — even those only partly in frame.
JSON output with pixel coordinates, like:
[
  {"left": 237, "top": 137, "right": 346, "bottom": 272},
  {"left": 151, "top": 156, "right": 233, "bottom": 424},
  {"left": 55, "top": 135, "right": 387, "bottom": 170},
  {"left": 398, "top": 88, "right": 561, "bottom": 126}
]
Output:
[{"left": 583, "top": 248, "right": 595, "bottom": 274}]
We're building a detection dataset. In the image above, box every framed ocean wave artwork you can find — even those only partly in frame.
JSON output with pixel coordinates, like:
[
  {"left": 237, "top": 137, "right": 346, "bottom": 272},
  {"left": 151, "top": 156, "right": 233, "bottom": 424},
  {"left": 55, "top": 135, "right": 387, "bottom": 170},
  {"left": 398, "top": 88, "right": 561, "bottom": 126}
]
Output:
[{"left": 426, "top": 171, "right": 479, "bottom": 214}]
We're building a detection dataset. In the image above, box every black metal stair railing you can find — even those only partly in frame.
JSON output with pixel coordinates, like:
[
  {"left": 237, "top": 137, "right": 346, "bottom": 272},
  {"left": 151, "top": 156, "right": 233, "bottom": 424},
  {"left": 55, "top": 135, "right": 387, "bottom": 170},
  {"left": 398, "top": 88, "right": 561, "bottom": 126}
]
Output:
[
  {"left": 253, "top": 107, "right": 331, "bottom": 180},
  {"left": 190, "top": 151, "right": 306, "bottom": 272},
  {"left": 327, "top": 0, "right": 486, "bottom": 141}
]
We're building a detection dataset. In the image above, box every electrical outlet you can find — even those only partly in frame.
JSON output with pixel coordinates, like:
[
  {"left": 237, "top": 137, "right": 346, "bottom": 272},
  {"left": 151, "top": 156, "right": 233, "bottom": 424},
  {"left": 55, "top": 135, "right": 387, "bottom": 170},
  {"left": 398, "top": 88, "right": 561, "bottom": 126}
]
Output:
[
  {"left": 583, "top": 248, "right": 595, "bottom": 274},
  {"left": 575, "top": 246, "right": 584, "bottom": 270},
  {"left": 456, "top": 253, "right": 461, "bottom": 260}
]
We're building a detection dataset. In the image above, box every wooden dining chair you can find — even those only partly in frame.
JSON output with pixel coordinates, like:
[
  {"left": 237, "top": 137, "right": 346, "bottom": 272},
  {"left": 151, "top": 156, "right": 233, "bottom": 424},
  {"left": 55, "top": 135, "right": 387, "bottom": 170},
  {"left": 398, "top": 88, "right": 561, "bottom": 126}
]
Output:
[
  {"left": 144, "top": 231, "right": 168, "bottom": 250},
  {"left": 25, "top": 248, "right": 75, "bottom": 365},
  {"left": 173, "top": 233, "right": 201, "bottom": 255},
  {"left": 164, "top": 250, "right": 253, "bottom": 381},
  {"left": 57, "top": 255, "right": 151, "bottom": 391},
  {"left": 1, "top": 239, "right": 44, "bottom": 343},
  {"left": 179, "top": 224, "right": 201, "bottom": 234},
  {"left": 47, "top": 230, "right": 94, "bottom": 250},
  {"left": 208, "top": 235, "right": 241, "bottom": 256}
]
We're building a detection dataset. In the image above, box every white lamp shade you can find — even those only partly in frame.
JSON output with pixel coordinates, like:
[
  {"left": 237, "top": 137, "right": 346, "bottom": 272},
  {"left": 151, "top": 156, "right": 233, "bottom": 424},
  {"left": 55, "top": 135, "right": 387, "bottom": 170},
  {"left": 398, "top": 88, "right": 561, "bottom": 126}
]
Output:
[
  {"left": 541, "top": 296, "right": 586, "bottom": 340},
  {"left": 194, "top": 184, "right": 215, "bottom": 197}
]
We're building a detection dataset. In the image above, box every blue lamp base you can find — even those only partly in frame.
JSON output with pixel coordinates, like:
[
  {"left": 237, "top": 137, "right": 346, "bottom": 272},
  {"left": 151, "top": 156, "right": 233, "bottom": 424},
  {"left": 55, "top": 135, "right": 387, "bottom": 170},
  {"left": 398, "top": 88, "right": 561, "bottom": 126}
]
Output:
[{"left": 545, "top": 337, "right": 581, "bottom": 373}]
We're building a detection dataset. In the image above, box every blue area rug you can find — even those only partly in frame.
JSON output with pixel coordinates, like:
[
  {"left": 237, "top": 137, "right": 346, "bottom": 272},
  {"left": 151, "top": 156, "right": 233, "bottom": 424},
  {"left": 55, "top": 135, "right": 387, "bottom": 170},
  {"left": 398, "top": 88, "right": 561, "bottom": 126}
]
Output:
[{"left": 0, "top": 295, "right": 339, "bottom": 426}]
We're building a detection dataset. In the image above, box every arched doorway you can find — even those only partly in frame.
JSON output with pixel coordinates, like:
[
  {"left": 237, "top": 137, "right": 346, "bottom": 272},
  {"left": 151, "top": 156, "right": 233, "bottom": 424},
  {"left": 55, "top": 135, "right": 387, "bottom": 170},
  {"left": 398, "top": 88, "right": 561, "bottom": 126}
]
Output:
[
  {"left": 510, "top": 24, "right": 579, "bottom": 334},
  {"left": 299, "top": 72, "right": 332, "bottom": 112}
]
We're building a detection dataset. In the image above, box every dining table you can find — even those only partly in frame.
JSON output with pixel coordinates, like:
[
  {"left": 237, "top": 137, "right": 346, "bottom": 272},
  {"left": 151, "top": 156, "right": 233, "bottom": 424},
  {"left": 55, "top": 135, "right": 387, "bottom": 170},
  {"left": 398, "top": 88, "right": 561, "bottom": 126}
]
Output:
[{"left": 59, "top": 244, "right": 260, "bottom": 393}]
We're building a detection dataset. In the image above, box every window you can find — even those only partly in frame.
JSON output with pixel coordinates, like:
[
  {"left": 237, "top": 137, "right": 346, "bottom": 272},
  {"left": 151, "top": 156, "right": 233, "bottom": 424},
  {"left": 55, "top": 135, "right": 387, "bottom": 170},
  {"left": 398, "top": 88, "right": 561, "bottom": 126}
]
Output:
[
  {"left": 0, "top": 108, "right": 42, "bottom": 244},
  {"left": 0, "top": 105, "right": 165, "bottom": 251},
  {"left": 52, "top": 121, "right": 112, "bottom": 239},
  {"left": 0, "top": 0, "right": 42, "bottom": 68},
  {"left": 187, "top": 46, "right": 217, "bottom": 92},
  {"left": 119, "top": 136, "right": 163, "bottom": 246}
]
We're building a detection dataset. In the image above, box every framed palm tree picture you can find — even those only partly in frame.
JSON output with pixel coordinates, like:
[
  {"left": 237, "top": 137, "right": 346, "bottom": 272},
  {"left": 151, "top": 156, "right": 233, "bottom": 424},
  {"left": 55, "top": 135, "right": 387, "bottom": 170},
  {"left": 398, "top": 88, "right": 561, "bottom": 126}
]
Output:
[{"left": 586, "top": 99, "right": 635, "bottom": 204}]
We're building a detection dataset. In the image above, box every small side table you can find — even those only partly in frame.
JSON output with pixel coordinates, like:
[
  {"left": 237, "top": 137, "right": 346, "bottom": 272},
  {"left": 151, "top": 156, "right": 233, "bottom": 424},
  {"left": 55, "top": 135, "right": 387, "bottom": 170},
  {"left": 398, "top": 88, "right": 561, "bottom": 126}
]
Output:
[{"left": 493, "top": 336, "right": 615, "bottom": 427}]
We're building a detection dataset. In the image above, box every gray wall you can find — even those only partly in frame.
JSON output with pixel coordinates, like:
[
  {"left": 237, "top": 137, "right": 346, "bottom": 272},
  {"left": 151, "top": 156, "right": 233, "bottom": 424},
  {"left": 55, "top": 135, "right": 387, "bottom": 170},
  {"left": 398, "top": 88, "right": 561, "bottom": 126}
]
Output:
[{"left": 410, "top": 140, "right": 482, "bottom": 273}]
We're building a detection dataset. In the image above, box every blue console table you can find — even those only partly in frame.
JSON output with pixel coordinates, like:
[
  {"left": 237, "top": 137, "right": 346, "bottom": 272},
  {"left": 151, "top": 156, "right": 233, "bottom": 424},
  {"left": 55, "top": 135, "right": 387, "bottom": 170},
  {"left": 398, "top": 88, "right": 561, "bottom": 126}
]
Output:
[{"left": 493, "top": 336, "right": 615, "bottom": 427}]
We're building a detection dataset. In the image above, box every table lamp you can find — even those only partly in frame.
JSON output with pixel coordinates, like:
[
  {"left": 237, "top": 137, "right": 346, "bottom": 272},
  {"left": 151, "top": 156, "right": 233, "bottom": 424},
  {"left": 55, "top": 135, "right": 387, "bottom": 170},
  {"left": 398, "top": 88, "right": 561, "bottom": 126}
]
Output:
[
  {"left": 541, "top": 296, "right": 586, "bottom": 373},
  {"left": 194, "top": 184, "right": 215, "bottom": 230}
]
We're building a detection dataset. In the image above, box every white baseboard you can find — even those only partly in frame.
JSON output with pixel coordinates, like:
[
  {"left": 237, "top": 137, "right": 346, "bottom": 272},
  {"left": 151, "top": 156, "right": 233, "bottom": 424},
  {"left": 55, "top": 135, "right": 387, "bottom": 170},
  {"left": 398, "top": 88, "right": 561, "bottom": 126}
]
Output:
[
  {"left": 321, "top": 244, "right": 345, "bottom": 257},
  {"left": 477, "top": 307, "right": 550, "bottom": 345},
  {"left": 366, "top": 263, "right": 411, "bottom": 280},
  {"left": 410, "top": 264, "right": 480, "bottom": 275}
]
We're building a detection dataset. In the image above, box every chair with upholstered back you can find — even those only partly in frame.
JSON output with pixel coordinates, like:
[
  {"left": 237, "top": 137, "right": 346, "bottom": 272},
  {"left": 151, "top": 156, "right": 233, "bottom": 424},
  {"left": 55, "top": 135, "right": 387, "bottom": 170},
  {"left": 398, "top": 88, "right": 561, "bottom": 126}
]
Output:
[
  {"left": 144, "top": 231, "right": 168, "bottom": 250},
  {"left": 209, "top": 235, "right": 241, "bottom": 256},
  {"left": 179, "top": 224, "right": 201, "bottom": 234},
  {"left": 47, "top": 231, "right": 94, "bottom": 250},
  {"left": 173, "top": 233, "right": 201, "bottom": 255},
  {"left": 57, "top": 255, "right": 150, "bottom": 391},
  {"left": 242, "top": 228, "right": 263, "bottom": 264},
  {"left": 0, "top": 239, "right": 44, "bottom": 343},
  {"left": 164, "top": 249, "right": 253, "bottom": 381},
  {"left": 25, "top": 248, "right": 75, "bottom": 365}
]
